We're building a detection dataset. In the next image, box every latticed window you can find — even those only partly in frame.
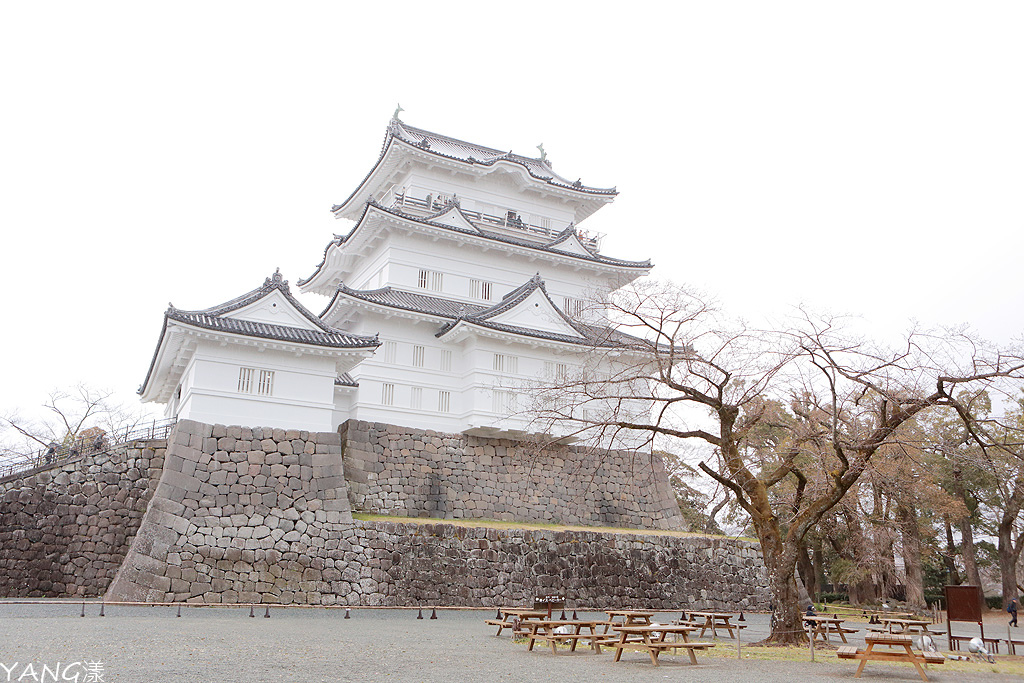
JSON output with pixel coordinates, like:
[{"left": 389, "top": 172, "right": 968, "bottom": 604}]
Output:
[
  {"left": 493, "top": 353, "right": 518, "bottom": 374},
  {"left": 383, "top": 341, "right": 397, "bottom": 364},
  {"left": 412, "top": 345, "right": 425, "bottom": 367},
  {"left": 438, "top": 390, "right": 451, "bottom": 413},
  {"left": 381, "top": 383, "right": 395, "bottom": 406},
  {"left": 544, "top": 361, "right": 569, "bottom": 381},
  {"left": 470, "top": 279, "right": 493, "bottom": 301},
  {"left": 237, "top": 367, "right": 254, "bottom": 393},
  {"left": 563, "top": 297, "right": 585, "bottom": 317},
  {"left": 440, "top": 349, "right": 452, "bottom": 373},
  {"left": 257, "top": 370, "right": 274, "bottom": 396},
  {"left": 411, "top": 386, "right": 423, "bottom": 410}
]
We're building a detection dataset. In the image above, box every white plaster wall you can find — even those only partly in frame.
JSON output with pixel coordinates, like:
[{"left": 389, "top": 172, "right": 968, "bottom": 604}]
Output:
[
  {"left": 401, "top": 169, "right": 579, "bottom": 228},
  {"left": 174, "top": 341, "right": 341, "bottom": 432}
]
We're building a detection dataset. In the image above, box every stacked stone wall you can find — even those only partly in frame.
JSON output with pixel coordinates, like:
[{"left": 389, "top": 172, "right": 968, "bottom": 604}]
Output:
[
  {"left": 103, "top": 421, "right": 766, "bottom": 608},
  {"left": 340, "top": 421, "right": 685, "bottom": 530},
  {"left": 0, "top": 441, "right": 164, "bottom": 597}
]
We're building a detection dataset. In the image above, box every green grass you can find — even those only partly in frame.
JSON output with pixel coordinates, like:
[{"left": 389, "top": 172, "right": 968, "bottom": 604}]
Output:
[
  {"left": 706, "top": 643, "right": 1024, "bottom": 675},
  {"left": 351, "top": 512, "right": 751, "bottom": 540}
]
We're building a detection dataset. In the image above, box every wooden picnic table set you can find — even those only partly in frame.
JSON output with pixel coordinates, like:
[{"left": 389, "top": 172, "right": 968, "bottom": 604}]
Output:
[
  {"left": 838, "top": 633, "right": 945, "bottom": 682},
  {"left": 485, "top": 606, "right": 720, "bottom": 666}
]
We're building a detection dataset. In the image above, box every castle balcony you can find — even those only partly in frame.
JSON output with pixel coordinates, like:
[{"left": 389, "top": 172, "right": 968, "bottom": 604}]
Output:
[{"left": 379, "top": 188, "right": 605, "bottom": 252}]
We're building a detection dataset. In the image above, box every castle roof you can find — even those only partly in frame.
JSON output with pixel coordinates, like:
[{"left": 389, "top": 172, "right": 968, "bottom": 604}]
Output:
[
  {"left": 322, "top": 275, "right": 649, "bottom": 351},
  {"left": 140, "top": 271, "right": 378, "bottom": 403},
  {"left": 299, "top": 201, "right": 651, "bottom": 295},
  {"left": 330, "top": 119, "right": 617, "bottom": 223}
]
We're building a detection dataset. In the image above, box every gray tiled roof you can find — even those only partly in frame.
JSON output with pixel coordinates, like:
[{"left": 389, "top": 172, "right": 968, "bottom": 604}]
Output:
[
  {"left": 329, "top": 276, "right": 651, "bottom": 350},
  {"left": 335, "top": 373, "right": 358, "bottom": 387},
  {"left": 298, "top": 201, "right": 650, "bottom": 291},
  {"left": 140, "top": 271, "right": 378, "bottom": 396},
  {"left": 390, "top": 121, "right": 617, "bottom": 196},
  {"left": 323, "top": 285, "right": 489, "bottom": 319}
]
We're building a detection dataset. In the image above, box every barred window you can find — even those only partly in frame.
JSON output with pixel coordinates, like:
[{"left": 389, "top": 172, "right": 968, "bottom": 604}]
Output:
[
  {"left": 440, "top": 349, "right": 452, "bottom": 373},
  {"left": 383, "top": 341, "right": 397, "bottom": 364},
  {"left": 493, "top": 353, "right": 518, "bottom": 374},
  {"left": 257, "top": 370, "right": 274, "bottom": 396},
  {"left": 238, "top": 367, "right": 253, "bottom": 393},
  {"left": 438, "top": 390, "right": 451, "bottom": 413},
  {"left": 381, "top": 383, "right": 395, "bottom": 406},
  {"left": 412, "top": 345, "right": 425, "bottom": 367},
  {"left": 411, "top": 386, "right": 423, "bottom": 410}
]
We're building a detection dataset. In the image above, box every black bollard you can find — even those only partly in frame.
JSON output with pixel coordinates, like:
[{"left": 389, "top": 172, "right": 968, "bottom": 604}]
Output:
[
  {"left": 99, "top": 603, "right": 105, "bottom": 617},
  {"left": 680, "top": 611, "right": 687, "bottom": 622},
  {"left": 495, "top": 608, "right": 502, "bottom": 620},
  {"left": 572, "top": 610, "right": 578, "bottom": 620},
  {"left": 738, "top": 611, "right": 745, "bottom": 621},
  {"left": 344, "top": 608, "right": 350, "bottom": 619},
  {"left": 417, "top": 608, "right": 423, "bottom": 620},
  {"left": 249, "top": 605, "right": 255, "bottom": 618},
  {"left": 264, "top": 606, "right": 270, "bottom": 618},
  {"left": 176, "top": 605, "right": 182, "bottom": 618},
  {"left": 430, "top": 608, "right": 438, "bottom": 620},
  {"left": 80, "top": 603, "right": 85, "bottom": 618},
  {"left": 560, "top": 610, "right": 566, "bottom": 620}
]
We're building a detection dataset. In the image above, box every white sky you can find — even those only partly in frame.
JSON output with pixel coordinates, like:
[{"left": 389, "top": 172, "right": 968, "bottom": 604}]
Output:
[{"left": 2, "top": 2, "right": 1022, "bottom": 423}]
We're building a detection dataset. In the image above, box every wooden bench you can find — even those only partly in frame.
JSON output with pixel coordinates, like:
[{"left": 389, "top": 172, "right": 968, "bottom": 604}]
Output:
[
  {"left": 949, "top": 634, "right": 1000, "bottom": 653},
  {"left": 528, "top": 631, "right": 602, "bottom": 654},
  {"left": 613, "top": 639, "right": 715, "bottom": 666},
  {"left": 836, "top": 634, "right": 945, "bottom": 682}
]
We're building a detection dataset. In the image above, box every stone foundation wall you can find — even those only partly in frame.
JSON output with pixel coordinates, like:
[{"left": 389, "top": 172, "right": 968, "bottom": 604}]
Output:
[
  {"left": 0, "top": 441, "right": 164, "bottom": 597},
  {"left": 2, "top": 419, "right": 768, "bottom": 609},
  {"left": 340, "top": 421, "right": 685, "bottom": 530}
]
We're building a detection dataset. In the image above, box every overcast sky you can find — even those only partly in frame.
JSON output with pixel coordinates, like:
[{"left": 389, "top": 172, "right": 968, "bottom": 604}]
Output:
[{"left": 2, "top": 2, "right": 1021, "bottom": 424}]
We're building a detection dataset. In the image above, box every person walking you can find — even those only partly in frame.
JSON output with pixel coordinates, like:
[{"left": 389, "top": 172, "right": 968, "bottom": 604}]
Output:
[{"left": 1009, "top": 597, "right": 1018, "bottom": 627}]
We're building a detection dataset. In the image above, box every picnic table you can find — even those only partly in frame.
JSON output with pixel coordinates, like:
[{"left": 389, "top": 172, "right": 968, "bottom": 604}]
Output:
[
  {"left": 602, "top": 610, "right": 655, "bottom": 634},
  {"left": 521, "top": 619, "right": 605, "bottom": 654},
  {"left": 484, "top": 608, "right": 549, "bottom": 636},
  {"left": 804, "top": 615, "right": 857, "bottom": 643},
  {"left": 837, "top": 633, "right": 944, "bottom": 682},
  {"left": 879, "top": 617, "right": 943, "bottom": 636},
  {"left": 684, "top": 611, "right": 744, "bottom": 639},
  {"left": 611, "top": 624, "right": 715, "bottom": 666}
]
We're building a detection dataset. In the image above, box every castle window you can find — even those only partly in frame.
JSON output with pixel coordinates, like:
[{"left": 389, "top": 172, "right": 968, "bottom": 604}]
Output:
[
  {"left": 411, "top": 387, "right": 423, "bottom": 410},
  {"left": 438, "top": 390, "right": 451, "bottom": 413},
  {"left": 470, "top": 279, "right": 493, "bottom": 301},
  {"left": 563, "top": 297, "right": 585, "bottom": 317},
  {"left": 493, "top": 353, "right": 518, "bottom": 374},
  {"left": 383, "top": 340, "right": 397, "bottom": 364},
  {"left": 412, "top": 345, "right": 425, "bottom": 367},
  {"left": 440, "top": 349, "right": 452, "bottom": 373},
  {"left": 381, "top": 383, "right": 395, "bottom": 406},
  {"left": 238, "top": 367, "right": 253, "bottom": 393},
  {"left": 418, "top": 269, "right": 443, "bottom": 292},
  {"left": 257, "top": 370, "right": 274, "bottom": 396},
  {"left": 544, "top": 361, "right": 569, "bottom": 381},
  {"left": 237, "top": 367, "right": 273, "bottom": 396}
]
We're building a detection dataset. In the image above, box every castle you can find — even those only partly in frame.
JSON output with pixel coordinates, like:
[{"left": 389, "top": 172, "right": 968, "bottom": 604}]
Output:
[
  {"left": 0, "top": 119, "right": 771, "bottom": 607},
  {"left": 139, "top": 118, "right": 653, "bottom": 440}
]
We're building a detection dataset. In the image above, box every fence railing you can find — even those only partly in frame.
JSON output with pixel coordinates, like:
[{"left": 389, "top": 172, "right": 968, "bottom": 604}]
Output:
[
  {"left": 0, "top": 419, "right": 177, "bottom": 480},
  {"left": 381, "top": 190, "right": 605, "bottom": 250}
]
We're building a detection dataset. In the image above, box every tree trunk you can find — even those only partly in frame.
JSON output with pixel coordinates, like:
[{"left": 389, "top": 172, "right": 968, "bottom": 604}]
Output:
[
  {"left": 998, "top": 516, "right": 1021, "bottom": 606},
  {"left": 943, "top": 519, "right": 962, "bottom": 585},
  {"left": 796, "top": 540, "right": 818, "bottom": 602},
  {"left": 762, "top": 542, "right": 806, "bottom": 644},
  {"left": 897, "top": 501, "right": 926, "bottom": 610}
]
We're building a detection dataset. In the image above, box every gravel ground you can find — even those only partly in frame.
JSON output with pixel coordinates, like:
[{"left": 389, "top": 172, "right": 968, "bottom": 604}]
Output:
[{"left": 0, "top": 603, "right": 1019, "bottom": 682}]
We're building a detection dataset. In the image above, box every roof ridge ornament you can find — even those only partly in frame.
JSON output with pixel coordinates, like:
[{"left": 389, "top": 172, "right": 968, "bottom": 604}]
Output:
[
  {"left": 416, "top": 137, "right": 431, "bottom": 150},
  {"left": 536, "top": 143, "right": 547, "bottom": 162},
  {"left": 264, "top": 268, "right": 288, "bottom": 290},
  {"left": 392, "top": 103, "right": 404, "bottom": 121}
]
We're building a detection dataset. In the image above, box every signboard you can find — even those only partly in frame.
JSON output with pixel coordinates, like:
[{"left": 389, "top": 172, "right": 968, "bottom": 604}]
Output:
[{"left": 945, "top": 585, "right": 983, "bottom": 623}]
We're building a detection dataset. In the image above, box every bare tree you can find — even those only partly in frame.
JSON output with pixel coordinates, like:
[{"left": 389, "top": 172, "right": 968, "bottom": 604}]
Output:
[
  {"left": 528, "top": 281, "right": 1024, "bottom": 643},
  {"left": 1, "top": 384, "right": 153, "bottom": 472}
]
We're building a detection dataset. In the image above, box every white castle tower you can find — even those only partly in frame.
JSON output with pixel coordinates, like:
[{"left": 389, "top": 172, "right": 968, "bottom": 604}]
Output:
[{"left": 140, "top": 117, "right": 653, "bottom": 437}]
